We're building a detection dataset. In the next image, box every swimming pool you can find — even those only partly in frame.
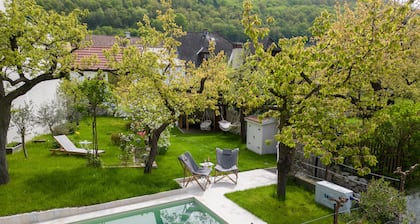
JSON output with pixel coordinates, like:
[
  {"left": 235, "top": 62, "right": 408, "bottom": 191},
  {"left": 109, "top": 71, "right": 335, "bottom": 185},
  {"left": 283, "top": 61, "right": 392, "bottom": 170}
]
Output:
[{"left": 74, "top": 198, "right": 227, "bottom": 224}]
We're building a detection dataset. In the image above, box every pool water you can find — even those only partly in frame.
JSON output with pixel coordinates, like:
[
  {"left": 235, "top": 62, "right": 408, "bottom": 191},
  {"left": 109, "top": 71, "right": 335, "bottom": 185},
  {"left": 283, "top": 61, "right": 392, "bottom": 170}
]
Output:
[{"left": 74, "top": 198, "right": 227, "bottom": 224}]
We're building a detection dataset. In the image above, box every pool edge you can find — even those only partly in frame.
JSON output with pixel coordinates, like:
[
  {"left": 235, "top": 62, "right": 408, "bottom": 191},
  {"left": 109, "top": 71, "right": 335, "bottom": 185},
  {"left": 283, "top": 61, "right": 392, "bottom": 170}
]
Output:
[{"left": 0, "top": 188, "right": 188, "bottom": 224}]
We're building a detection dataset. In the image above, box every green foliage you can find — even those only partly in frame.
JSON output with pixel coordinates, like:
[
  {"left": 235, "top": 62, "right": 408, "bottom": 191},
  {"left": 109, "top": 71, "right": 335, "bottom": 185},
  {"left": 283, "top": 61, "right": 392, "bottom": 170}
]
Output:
[
  {"left": 35, "top": 99, "right": 65, "bottom": 136},
  {"left": 107, "top": 1, "right": 231, "bottom": 172},
  {"left": 10, "top": 102, "right": 34, "bottom": 137},
  {"left": 79, "top": 75, "right": 114, "bottom": 158},
  {"left": 118, "top": 132, "right": 148, "bottom": 165},
  {"left": 11, "top": 101, "right": 35, "bottom": 159},
  {"left": 79, "top": 76, "right": 113, "bottom": 113},
  {"left": 36, "top": 0, "right": 350, "bottom": 41},
  {"left": 239, "top": 0, "right": 418, "bottom": 199},
  {"left": 373, "top": 99, "right": 420, "bottom": 152},
  {"left": 355, "top": 178, "right": 407, "bottom": 223},
  {"left": 110, "top": 132, "right": 121, "bottom": 146},
  {"left": 57, "top": 78, "right": 87, "bottom": 124},
  {"left": 158, "top": 127, "right": 171, "bottom": 150},
  {"left": 369, "top": 99, "right": 420, "bottom": 187},
  {"left": 52, "top": 123, "right": 77, "bottom": 136},
  {"left": 86, "top": 154, "right": 102, "bottom": 167}
]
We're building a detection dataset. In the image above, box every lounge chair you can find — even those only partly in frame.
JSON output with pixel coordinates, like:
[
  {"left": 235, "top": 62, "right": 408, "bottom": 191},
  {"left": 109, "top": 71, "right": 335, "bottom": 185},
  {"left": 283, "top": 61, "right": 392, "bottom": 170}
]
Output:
[
  {"left": 50, "top": 135, "right": 105, "bottom": 156},
  {"left": 214, "top": 148, "right": 239, "bottom": 184},
  {"left": 178, "top": 152, "right": 211, "bottom": 191}
]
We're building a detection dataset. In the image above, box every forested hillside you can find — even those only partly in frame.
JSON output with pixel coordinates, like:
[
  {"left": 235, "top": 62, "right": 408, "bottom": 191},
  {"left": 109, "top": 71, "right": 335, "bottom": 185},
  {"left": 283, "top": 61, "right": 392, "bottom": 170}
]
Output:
[{"left": 37, "top": 0, "right": 349, "bottom": 42}]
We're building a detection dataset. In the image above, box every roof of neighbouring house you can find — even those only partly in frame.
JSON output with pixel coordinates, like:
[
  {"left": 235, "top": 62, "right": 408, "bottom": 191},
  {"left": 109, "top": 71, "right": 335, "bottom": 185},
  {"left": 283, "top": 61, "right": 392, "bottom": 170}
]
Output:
[
  {"left": 177, "top": 31, "right": 234, "bottom": 65},
  {"left": 74, "top": 32, "right": 237, "bottom": 71},
  {"left": 247, "top": 36, "right": 281, "bottom": 56},
  {"left": 73, "top": 34, "right": 141, "bottom": 71}
]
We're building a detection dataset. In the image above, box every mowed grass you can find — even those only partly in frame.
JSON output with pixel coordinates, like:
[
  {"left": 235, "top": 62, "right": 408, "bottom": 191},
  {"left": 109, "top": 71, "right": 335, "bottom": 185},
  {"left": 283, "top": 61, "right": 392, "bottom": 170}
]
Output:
[
  {"left": 0, "top": 117, "right": 276, "bottom": 216},
  {"left": 226, "top": 182, "right": 334, "bottom": 224}
]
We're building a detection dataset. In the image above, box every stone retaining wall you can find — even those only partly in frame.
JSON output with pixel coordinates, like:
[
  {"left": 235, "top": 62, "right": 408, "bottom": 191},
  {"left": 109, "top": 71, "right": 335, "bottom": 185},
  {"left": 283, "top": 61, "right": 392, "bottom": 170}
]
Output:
[{"left": 293, "top": 149, "right": 369, "bottom": 193}]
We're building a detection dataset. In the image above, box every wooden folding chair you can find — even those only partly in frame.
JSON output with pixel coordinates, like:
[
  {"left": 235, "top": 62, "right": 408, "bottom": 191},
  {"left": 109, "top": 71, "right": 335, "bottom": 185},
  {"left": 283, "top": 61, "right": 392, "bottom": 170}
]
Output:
[
  {"left": 178, "top": 152, "right": 212, "bottom": 191},
  {"left": 214, "top": 148, "right": 239, "bottom": 184}
]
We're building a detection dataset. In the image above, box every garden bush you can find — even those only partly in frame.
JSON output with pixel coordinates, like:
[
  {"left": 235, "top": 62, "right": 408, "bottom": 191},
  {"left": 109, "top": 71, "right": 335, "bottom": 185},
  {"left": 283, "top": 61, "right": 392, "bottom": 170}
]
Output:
[
  {"left": 344, "top": 178, "right": 408, "bottom": 224},
  {"left": 52, "top": 123, "right": 77, "bottom": 135},
  {"left": 110, "top": 132, "right": 121, "bottom": 146},
  {"left": 368, "top": 99, "right": 420, "bottom": 188}
]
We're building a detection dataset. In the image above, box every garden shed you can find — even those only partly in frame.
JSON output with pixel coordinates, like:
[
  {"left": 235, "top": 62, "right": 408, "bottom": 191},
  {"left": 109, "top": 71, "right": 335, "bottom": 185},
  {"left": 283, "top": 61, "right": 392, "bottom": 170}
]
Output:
[{"left": 245, "top": 115, "right": 278, "bottom": 155}]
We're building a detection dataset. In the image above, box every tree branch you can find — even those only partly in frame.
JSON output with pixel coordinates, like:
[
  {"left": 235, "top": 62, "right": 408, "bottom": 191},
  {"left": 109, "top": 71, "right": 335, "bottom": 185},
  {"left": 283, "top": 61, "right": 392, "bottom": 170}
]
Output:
[
  {"left": 197, "top": 77, "right": 207, "bottom": 94},
  {"left": 304, "top": 84, "right": 321, "bottom": 100},
  {"left": 405, "top": 78, "right": 416, "bottom": 85},
  {"left": 6, "top": 73, "right": 56, "bottom": 102},
  {"left": 268, "top": 87, "right": 281, "bottom": 98},
  {"left": 300, "top": 71, "right": 312, "bottom": 84}
]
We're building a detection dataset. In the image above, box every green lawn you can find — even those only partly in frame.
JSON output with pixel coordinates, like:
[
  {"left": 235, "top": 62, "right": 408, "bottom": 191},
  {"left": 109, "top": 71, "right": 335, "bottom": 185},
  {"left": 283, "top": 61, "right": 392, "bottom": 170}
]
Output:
[
  {"left": 226, "top": 183, "right": 335, "bottom": 224},
  {"left": 0, "top": 117, "right": 276, "bottom": 216}
]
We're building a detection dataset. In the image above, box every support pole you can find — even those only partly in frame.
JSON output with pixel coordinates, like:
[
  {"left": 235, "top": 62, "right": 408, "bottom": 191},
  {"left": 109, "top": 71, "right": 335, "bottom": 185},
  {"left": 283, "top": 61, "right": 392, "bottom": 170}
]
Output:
[
  {"left": 394, "top": 163, "right": 418, "bottom": 193},
  {"left": 329, "top": 197, "right": 348, "bottom": 224}
]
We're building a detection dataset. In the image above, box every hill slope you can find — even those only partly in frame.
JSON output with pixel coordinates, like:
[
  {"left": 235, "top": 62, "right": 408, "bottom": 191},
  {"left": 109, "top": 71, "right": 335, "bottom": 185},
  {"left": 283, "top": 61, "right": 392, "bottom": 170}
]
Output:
[{"left": 37, "top": 0, "right": 349, "bottom": 42}]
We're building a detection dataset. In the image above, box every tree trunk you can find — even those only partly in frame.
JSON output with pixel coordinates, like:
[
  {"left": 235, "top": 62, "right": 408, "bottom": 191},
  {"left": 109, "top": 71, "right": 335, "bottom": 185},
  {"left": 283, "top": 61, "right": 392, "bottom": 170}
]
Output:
[
  {"left": 89, "top": 105, "right": 99, "bottom": 158},
  {"left": 145, "top": 132, "right": 159, "bottom": 174},
  {"left": 144, "top": 123, "right": 170, "bottom": 173},
  {"left": 92, "top": 106, "right": 98, "bottom": 158},
  {"left": 240, "top": 108, "right": 246, "bottom": 144},
  {"left": 48, "top": 124, "right": 54, "bottom": 137},
  {"left": 21, "top": 132, "right": 28, "bottom": 159},
  {"left": 0, "top": 102, "right": 12, "bottom": 184},
  {"left": 277, "top": 142, "right": 294, "bottom": 201}
]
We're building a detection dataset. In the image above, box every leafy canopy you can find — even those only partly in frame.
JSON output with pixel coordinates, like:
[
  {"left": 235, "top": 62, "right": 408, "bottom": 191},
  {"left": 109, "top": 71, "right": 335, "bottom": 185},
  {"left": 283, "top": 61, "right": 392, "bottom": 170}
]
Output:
[{"left": 241, "top": 0, "right": 419, "bottom": 175}]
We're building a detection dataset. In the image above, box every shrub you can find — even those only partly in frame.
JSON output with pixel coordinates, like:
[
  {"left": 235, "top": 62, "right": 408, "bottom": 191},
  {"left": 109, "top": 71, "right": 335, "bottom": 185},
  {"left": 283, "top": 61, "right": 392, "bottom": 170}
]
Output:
[
  {"left": 51, "top": 140, "right": 61, "bottom": 149},
  {"left": 53, "top": 123, "right": 77, "bottom": 135},
  {"left": 157, "top": 126, "right": 171, "bottom": 154},
  {"left": 125, "top": 122, "right": 132, "bottom": 131},
  {"left": 110, "top": 133, "right": 121, "bottom": 146},
  {"left": 158, "top": 146, "right": 168, "bottom": 155},
  {"left": 87, "top": 154, "right": 102, "bottom": 167},
  {"left": 358, "top": 178, "right": 407, "bottom": 223},
  {"left": 369, "top": 99, "right": 420, "bottom": 188}
]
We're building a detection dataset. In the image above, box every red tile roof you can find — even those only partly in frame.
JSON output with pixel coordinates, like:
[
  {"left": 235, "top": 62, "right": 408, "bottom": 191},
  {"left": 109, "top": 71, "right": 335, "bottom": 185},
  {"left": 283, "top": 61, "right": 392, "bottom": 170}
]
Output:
[{"left": 73, "top": 35, "right": 140, "bottom": 71}]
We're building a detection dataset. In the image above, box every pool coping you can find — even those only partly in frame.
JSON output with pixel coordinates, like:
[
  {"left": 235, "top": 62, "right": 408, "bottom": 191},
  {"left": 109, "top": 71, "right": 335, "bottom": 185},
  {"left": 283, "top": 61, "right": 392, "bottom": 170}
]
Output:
[{"left": 0, "top": 188, "right": 188, "bottom": 224}]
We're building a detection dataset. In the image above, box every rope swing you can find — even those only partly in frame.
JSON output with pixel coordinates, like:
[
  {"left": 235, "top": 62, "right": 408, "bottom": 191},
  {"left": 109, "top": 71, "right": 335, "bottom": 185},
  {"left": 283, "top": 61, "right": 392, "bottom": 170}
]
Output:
[
  {"left": 218, "top": 107, "right": 240, "bottom": 132},
  {"left": 200, "top": 109, "right": 212, "bottom": 131}
]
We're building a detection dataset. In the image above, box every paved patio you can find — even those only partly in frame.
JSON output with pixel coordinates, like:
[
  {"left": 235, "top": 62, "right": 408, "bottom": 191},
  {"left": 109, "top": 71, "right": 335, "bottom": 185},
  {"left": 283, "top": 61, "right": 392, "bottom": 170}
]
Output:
[
  {"left": 178, "top": 168, "right": 277, "bottom": 224},
  {"left": 0, "top": 168, "right": 277, "bottom": 224}
]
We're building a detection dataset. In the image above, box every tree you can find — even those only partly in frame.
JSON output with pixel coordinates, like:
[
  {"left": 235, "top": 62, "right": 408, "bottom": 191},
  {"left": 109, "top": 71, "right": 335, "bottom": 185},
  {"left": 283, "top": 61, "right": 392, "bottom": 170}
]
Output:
[
  {"left": 57, "top": 78, "right": 86, "bottom": 125},
  {"left": 35, "top": 99, "right": 65, "bottom": 136},
  {"left": 10, "top": 101, "right": 34, "bottom": 159},
  {"left": 354, "top": 178, "right": 407, "bottom": 223},
  {"left": 106, "top": 0, "right": 229, "bottom": 173},
  {"left": 0, "top": 0, "right": 88, "bottom": 184},
  {"left": 370, "top": 99, "right": 420, "bottom": 179},
  {"left": 79, "top": 75, "right": 113, "bottom": 165},
  {"left": 37, "top": 0, "right": 348, "bottom": 42},
  {"left": 241, "top": 0, "right": 419, "bottom": 200}
]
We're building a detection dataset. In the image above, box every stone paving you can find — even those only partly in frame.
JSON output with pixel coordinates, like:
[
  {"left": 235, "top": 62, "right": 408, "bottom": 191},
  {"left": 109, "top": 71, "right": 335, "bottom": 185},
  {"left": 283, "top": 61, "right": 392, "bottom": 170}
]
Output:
[{"left": 407, "top": 192, "right": 420, "bottom": 224}]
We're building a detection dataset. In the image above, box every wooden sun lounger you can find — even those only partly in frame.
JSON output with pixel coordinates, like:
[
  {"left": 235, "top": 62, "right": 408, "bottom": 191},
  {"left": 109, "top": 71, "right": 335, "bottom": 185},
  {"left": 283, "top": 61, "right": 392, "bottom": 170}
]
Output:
[{"left": 51, "top": 135, "right": 105, "bottom": 156}]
